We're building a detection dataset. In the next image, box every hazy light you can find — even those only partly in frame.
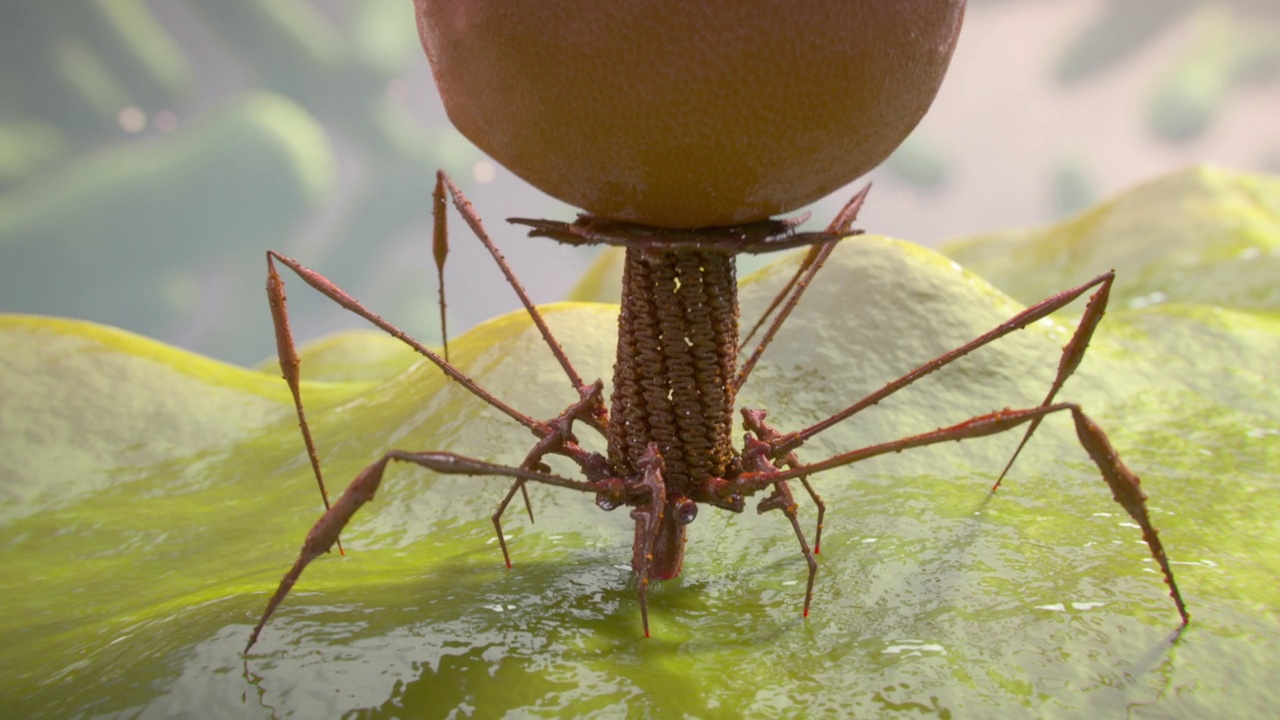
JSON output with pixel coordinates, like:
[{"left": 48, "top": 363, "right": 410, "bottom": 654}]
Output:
[
  {"left": 154, "top": 110, "right": 178, "bottom": 133},
  {"left": 117, "top": 106, "right": 146, "bottom": 133},
  {"left": 472, "top": 159, "right": 497, "bottom": 184},
  {"left": 387, "top": 78, "right": 409, "bottom": 101}
]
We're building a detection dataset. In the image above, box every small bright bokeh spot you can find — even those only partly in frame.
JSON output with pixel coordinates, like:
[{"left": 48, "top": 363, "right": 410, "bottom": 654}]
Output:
[
  {"left": 117, "top": 106, "right": 146, "bottom": 133},
  {"left": 472, "top": 159, "right": 497, "bottom": 184},
  {"left": 387, "top": 77, "right": 409, "bottom": 101},
  {"left": 153, "top": 110, "right": 178, "bottom": 133}
]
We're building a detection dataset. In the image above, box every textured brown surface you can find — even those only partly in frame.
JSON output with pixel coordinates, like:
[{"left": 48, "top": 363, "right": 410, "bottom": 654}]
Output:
[
  {"left": 415, "top": 0, "right": 965, "bottom": 227},
  {"left": 607, "top": 249, "right": 738, "bottom": 490}
]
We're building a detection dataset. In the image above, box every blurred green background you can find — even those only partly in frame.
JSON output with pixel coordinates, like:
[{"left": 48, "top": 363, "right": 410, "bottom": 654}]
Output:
[{"left": 0, "top": 0, "right": 1277, "bottom": 365}]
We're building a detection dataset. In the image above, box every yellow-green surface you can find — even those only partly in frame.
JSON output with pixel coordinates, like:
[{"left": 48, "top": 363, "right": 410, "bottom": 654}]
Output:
[{"left": 1, "top": 168, "right": 1277, "bottom": 717}]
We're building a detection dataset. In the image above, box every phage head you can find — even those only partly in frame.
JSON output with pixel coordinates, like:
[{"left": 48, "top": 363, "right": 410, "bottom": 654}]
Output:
[{"left": 416, "top": 0, "right": 966, "bottom": 228}]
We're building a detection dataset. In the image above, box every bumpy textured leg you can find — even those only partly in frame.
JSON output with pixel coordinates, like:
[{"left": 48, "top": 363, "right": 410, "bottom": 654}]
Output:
[{"left": 735, "top": 403, "right": 1189, "bottom": 627}]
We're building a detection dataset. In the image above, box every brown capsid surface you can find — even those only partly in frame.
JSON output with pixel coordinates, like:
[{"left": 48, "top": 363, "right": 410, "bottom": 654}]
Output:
[{"left": 416, "top": 0, "right": 966, "bottom": 228}]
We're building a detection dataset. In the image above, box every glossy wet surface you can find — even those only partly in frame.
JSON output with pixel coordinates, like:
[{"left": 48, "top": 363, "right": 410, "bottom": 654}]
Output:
[{"left": 3, "top": 170, "right": 1277, "bottom": 717}]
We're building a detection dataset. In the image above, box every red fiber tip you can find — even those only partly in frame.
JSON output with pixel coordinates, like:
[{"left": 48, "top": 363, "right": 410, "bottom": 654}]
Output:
[
  {"left": 644, "top": 629, "right": 650, "bottom": 638},
  {"left": 505, "top": 561, "right": 512, "bottom": 569},
  {"left": 803, "top": 608, "right": 810, "bottom": 618},
  {"left": 813, "top": 545, "right": 821, "bottom": 555}
]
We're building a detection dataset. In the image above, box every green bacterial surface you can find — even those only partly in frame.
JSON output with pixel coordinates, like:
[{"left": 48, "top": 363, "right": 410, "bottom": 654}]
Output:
[{"left": 1, "top": 167, "right": 1277, "bottom": 718}]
